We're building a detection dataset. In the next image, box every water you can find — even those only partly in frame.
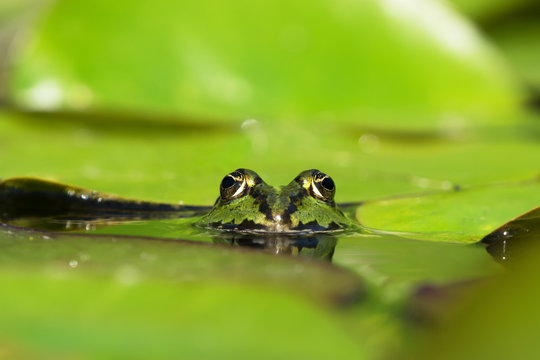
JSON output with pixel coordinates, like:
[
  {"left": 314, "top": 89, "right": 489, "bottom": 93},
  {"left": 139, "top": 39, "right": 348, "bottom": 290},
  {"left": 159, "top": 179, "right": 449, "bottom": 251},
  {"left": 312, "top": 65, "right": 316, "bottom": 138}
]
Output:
[{"left": 0, "top": 209, "right": 502, "bottom": 304}]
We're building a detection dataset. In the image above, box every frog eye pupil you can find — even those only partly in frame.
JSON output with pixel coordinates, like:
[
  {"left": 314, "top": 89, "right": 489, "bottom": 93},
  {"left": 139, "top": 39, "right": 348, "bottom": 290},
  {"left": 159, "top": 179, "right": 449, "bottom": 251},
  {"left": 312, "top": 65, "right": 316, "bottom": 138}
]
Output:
[
  {"left": 310, "top": 171, "right": 336, "bottom": 202},
  {"left": 321, "top": 177, "right": 335, "bottom": 191},
  {"left": 220, "top": 171, "right": 249, "bottom": 201},
  {"left": 221, "top": 175, "right": 236, "bottom": 189}
]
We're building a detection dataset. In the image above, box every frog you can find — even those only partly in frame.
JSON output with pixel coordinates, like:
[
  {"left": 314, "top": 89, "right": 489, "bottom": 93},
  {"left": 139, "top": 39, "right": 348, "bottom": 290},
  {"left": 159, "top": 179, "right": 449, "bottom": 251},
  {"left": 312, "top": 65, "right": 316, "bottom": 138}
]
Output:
[
  {"left": 0, "top": 169, "right": 356, "bottom": 259},
  {"left": 198, "top": 168, "right": 354, "bottom": 233}
]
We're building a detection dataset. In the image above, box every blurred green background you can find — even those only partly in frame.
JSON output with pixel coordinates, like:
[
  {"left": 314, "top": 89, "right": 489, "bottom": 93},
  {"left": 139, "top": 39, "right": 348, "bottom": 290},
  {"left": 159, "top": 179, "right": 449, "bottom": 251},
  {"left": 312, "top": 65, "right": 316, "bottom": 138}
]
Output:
[{"left": 0, "top": 0, "right": 539, "bottom": 359}]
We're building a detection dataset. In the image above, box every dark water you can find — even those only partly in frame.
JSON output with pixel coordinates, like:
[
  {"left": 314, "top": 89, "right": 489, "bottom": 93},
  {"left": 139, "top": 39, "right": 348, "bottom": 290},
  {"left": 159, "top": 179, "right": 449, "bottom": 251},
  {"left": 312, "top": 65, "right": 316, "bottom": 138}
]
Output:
[{"left": 482, "top": 206, "right": 540, "bottom": 264}]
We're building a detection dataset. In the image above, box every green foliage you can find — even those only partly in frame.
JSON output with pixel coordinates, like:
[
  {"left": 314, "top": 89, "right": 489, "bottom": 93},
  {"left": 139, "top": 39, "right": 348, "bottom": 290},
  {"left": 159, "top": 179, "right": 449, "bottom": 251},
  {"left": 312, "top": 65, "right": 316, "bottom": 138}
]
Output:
[
  {"left": 1, "top": 0, "right": 539, "bottom": 358},
  {"left": 448, "top": 0, "right": 536, "bottom": 22},
  {"left": 12, "top": 0, "right": 519, "bottom": 128},
  {"left": 358, "top": 180, "right": 540, "bottom": 243},
  {"left": 489, "top": 18, "right": 540, "bottom": 89},
  {"left": 411, "top": 238, "right": 540, "bottom": 360}
]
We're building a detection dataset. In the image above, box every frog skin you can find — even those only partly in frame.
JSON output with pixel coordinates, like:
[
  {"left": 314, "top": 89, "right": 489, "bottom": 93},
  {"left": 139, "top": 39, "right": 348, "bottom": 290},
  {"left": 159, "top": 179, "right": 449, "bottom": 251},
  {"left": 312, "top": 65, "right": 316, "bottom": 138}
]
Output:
[{"left": 198, "top": 169, "right": 354, "bottom": 233}]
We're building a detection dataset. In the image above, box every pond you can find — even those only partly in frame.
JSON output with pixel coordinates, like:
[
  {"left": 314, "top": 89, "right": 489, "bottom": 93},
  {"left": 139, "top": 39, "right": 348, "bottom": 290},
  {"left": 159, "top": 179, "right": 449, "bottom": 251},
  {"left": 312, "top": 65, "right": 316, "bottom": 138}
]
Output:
[
  {"left": 1, "top": 0, "right": 540, "bottom": 358},
  {"left": 0, "top": 139, "right": 538, "bottom": 358}
]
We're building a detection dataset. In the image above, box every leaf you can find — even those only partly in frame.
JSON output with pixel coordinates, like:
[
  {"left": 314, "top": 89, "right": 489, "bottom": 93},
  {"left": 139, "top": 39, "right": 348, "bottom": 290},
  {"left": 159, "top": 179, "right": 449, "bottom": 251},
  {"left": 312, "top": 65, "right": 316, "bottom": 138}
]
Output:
[
  {"left": 11, "top": 0, "right": 518, "bottom": 128},
  {"left": 0, "top": 223, "right": 368, "bottom": 358},
  {"left": 356, "top": 179, "right": 540, "bottom": 243},
  {"left": 409, "top": 231, "right": 540, "bottom": 360}
]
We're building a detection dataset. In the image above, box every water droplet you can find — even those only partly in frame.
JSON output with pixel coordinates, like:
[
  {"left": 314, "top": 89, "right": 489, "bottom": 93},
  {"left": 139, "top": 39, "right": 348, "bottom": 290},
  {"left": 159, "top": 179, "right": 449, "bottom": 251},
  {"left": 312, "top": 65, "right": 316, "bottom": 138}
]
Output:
[
  {"left": 140, "top": 252, "right": 156, "bottom": 261},
  {"left": 79, "top": 253, "right": 90, "bottom": 262},
  {"left": 241, "top": 118, "right": 258, "bottom": 129},
  {"left": 412, "top": 176, "right": 431, "bottom": 188},
  {"left": 441, "top": 181, "right": 453, "bottom": 190},
  {"left": 24, "top": 79, "right": 64, "bottom": 110},
  {"left": 115, "top": 266, "right": 139, "bottom": 286},
  {"left": 69, "top": 260, "right": 79, "bottom": 268},
  {"left": 358, "top": 134, "right": 380, "bottom": 154},
  {"left": 241, "top": 118, "right": 268, "bottom": 153}
]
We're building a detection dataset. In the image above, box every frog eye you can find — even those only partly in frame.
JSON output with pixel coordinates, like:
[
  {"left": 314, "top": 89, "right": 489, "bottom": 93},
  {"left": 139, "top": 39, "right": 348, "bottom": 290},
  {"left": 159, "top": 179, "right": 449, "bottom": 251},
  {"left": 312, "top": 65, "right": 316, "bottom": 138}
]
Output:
[
  {"left": 220, "top": 171, "right": 248, "bottom": 200},
  {"left": 311, "top": 171, "right": 335, "bottom": 202}
]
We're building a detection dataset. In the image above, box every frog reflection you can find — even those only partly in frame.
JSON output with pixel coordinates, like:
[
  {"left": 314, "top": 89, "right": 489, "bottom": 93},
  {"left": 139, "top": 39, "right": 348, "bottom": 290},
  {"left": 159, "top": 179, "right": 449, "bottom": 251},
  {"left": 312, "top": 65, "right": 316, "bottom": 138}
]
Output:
[{"left": 211, "top": 233, "right": 338, "bottom": 261}]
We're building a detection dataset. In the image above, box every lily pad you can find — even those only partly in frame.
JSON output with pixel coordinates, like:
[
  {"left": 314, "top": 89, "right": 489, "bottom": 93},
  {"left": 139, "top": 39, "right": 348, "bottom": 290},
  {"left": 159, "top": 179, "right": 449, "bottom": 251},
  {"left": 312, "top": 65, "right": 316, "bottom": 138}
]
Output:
[
  {"left": 489, "top": 16, "right": 540, "bottom": 93},
  {"left": 0, "top": 223, "right": 364, "bottom": 305},
  {"left": 356, "top": 179, "right": 540, "bottom": 243},
  {"left": 0, "top": 223, "right": 370, "bottom": 359},
  {"left": 1, "top": 107, "right": 535, "bottom": 358},
  {"left": 409, "top": 230, "right": 540, "bottom": 360},
  {"left": 10, "top": 0, "right": 518, "bottom": 128},
  {"left": 1, "top": 2, "right": 540, "bottom": 354}
]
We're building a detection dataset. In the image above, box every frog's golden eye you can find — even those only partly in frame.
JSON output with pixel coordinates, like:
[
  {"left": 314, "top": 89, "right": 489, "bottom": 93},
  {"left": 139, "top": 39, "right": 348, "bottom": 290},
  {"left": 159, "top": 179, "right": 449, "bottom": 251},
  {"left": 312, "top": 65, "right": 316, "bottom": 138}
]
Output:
[
  {"left": 220, "top": 171, "right": 248, "bottom": 200},
  {"left": 311, "top": 171, "right": 335, "bottom": 202}
]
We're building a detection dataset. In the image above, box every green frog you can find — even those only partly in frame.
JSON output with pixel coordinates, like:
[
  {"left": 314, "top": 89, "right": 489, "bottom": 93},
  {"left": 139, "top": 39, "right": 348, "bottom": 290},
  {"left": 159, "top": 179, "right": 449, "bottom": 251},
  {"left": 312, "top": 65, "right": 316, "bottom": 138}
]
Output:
[
  {"left": 0, "top": 169, "right": 355, "bottom": 233},
  {"left": 0, "top": 169, "right": 355, "bottom": 259},
  {"left": 198, "top": 169, "right": 354, "bottom": 233}
]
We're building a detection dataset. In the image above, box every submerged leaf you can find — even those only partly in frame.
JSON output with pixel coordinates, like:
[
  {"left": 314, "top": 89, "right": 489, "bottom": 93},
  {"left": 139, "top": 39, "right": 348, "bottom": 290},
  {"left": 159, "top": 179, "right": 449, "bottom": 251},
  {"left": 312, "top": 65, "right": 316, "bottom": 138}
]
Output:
[
  {"left": 0, "top": 222, "right": 367, "bottom": 359},
  {"left": 0, "top": 223, "right": 364, "bottom": 306}
]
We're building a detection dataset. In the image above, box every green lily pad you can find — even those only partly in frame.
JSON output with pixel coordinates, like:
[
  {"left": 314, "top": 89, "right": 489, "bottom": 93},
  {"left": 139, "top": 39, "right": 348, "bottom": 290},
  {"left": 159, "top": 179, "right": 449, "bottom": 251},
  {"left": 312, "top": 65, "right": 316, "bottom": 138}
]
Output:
[
  {"left": 489, "top": 17, "right": 540, "bottom": 92},
  {"left": 357, "top": 179, "right": 540, "bottom": 243},
  {"left": 0, "top": 223, "right": 364, "bottom": 305},
  {"left": 409, "top": 232, "right": 540, "bottom": 360},
  {"left": 0, "top": 223, "right": 369, "bottom": 359},
  {"left": 10, "top": 0, "right": 518, "bottom": 128},
  {"left": 1, "top": 1, "right": 540, "bottom": 358},
  {"left": 1, "top": 109, "right": 536, "bottom": 358}
]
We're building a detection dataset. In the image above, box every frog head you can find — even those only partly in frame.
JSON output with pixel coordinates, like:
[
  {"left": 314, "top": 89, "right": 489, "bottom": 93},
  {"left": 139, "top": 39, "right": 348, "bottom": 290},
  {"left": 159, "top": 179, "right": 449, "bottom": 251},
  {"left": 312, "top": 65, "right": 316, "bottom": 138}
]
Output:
[{"left": 199, "top": 169, "right": 352, "bottom": 233}]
